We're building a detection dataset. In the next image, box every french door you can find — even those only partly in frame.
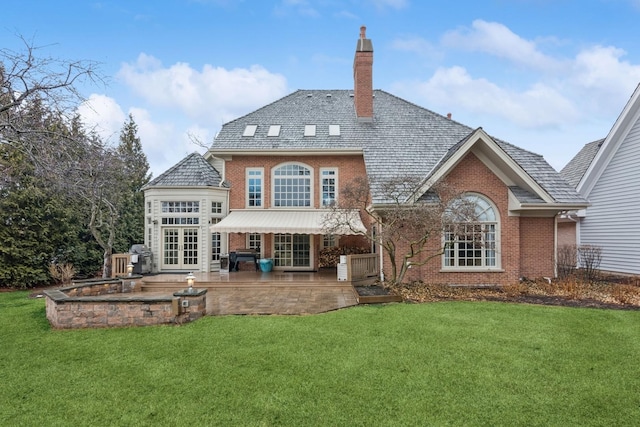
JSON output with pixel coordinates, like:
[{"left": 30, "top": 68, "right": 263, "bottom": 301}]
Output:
[
  {"left": 162, "top": 227, "right": 199, "bottom": 270},
  {"left": 273, "top": 234, "right": 311, "bottom": 269}
]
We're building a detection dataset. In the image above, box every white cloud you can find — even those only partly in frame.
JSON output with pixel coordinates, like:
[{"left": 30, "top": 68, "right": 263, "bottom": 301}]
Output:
[
  {"left": 442, "top": 20, "right": 562, "bottom": 71},
  {"left": 570, "top": 45, "right": 640, "bottom": 112},
  {"left": 117, "top": 53, "right": 289, "bottom": 126},
  {"left": 76, "top": 94, "right": 127, "bottom": 144},
  {"left": 78, "top": 56, "right": 290, "bottom": 178},
  {"left": 394, "top": 66, "right": 578, "bottom": 128},
  {"left": 76, "top": 97, "right": 205, "bottom": 178}
]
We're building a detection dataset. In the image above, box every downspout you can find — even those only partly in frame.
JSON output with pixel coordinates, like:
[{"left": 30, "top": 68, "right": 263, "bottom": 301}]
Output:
[
  {"left": 377, "top": 223, "right": 384, "bottom": 282},
  {"left": 553, "top": 214, "right": 558, "bottom": 279}
]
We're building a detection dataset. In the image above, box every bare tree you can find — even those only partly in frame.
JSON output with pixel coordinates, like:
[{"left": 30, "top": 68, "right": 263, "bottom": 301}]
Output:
[
  {"left": 324, "top": 176, "right": 475, "bottom": 284},
  {"left": 1, "top": 36, "right": 102, "bottom": 174},
  {"left": 1, "top": 37, "right": 129, "bottom": 278}
]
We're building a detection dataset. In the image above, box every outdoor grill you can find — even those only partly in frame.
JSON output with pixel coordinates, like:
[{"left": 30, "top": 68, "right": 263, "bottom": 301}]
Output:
[
  {"left": 229, "top": 249, "right": 259, "bottom": 271},
  {"left": 129, "top": 244, "right": 152, "bottom": 274}
]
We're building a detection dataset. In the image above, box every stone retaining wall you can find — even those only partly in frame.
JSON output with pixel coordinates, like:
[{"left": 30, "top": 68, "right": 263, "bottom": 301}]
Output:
[{"left": 44, "top": 278, "right": 207, "bottom": 329}]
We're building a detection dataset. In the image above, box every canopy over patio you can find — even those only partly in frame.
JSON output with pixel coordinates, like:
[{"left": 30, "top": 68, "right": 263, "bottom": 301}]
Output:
[{"left": 209, "top": 209, "right": 366, "bottom": 235}]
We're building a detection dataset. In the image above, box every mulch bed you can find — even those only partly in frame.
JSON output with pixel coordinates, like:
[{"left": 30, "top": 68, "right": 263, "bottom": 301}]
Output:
[{"left": 358, "top": 278, "right": 640, "bottom": 311}]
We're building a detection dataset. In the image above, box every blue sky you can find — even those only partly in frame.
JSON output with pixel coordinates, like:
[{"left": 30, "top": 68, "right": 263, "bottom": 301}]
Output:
[{"left": 3, "top": 0, "right": 640, "bottom": 177}]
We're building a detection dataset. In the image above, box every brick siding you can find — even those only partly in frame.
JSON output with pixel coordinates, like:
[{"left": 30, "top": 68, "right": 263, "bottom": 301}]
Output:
[{"left": 383, "top": 152, "right": 555, "bottom": 285}]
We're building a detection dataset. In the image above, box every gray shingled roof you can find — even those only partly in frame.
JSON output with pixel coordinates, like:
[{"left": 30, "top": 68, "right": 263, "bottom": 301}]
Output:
[
  {"left": 508, "top": 186, "right": 545, "bottom": 203},
  {"left": 211, "top": 89, "right": 586, "bottom": 205},
  {"left": 560, "top": 138, "right": 604, "bottom": 188},
  {"left": 143, "top": 152, "right": 222, "bottom": 188}
]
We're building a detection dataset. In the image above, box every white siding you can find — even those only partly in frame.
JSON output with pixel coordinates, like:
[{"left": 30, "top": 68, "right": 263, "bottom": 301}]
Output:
[
  {"left": 580, "top": 120, "right": 640, "bottom": 274},
  {"left": 144, "top": 187, "right": 228, "bottom": 273}
]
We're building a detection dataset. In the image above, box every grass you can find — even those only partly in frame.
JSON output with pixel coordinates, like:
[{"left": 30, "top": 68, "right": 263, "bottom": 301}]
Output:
[{"left": 1, "top": 292, "right": 639, "bottom": 426}]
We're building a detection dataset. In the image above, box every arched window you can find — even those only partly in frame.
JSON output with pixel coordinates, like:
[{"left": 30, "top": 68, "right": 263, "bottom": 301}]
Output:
[
  {"left": 443, "top": 193, "right": 499, "bottom": 268},
  {"left": 273, "top": 163, "right": 312, "bottom": 207}
]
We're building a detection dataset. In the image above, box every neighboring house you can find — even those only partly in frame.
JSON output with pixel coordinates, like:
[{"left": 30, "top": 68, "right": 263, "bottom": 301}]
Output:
[
  {"left": 144, "top": 27, "right": 587, "bottom": 285},
  {"left": 560, "top": 83, "right": 640, "bottom": 275}
]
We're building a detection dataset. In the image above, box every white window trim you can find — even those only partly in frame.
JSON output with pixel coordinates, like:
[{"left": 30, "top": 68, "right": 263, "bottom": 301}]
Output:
[
  {"left": 271, "top": 162, "right": 314, "bottom": 209},
  {"left": 320, "top": 167, "right": 338, "bottom": 207},
  {"left": 246, "top": 167, "right": 264, "bottom": 209},
  {"left": 246, "top": 233, "right": 263, "bottom": 257},
  {"left": 441, "top": 193, "right": 502, "bottom": 271},
  {"left": 321, "top": 234, "right": 339, "bottom": 249}
]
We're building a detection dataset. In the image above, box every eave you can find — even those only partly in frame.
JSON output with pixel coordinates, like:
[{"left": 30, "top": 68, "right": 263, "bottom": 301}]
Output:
[
  {"left": 508, "top": 202, "right": 590, "bottom": 217},
  {"left": 206, "top": 148, "right": 363, "bottom": 158}
]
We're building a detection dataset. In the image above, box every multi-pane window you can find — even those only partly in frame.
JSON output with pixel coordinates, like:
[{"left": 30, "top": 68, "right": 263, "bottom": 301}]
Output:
[
  {"left": 211, "top": 218, "right": 221, "bottom": 261},
  {"left": 247, "top": 233, "right": 262, "bottom": 254},
  {"left": 161, "top": 201, "right": 199, "bottom": 213},
  {"left": 247, "top": 169, "right": 263, "bottom": 207},
  {"left": 321, "top": 169, "right": 337, "bottom": 207},
  {"left": 443, "top": 194, "right": 498, "bottom": 268},
  {"left": 322, "top": 234, "right": 337, "bottom": 248},
  {"left": 273, "top": 164, "right": 311, "bottom": 207},
  {"left": 161, "top": 217, "right": 199, "bottom": 225},
  {"left": 211, "top": 201, "right": 224, "bottom": 261}
]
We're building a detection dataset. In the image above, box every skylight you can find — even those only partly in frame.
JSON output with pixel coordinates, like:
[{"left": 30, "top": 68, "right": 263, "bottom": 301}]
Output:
[
  {"left": 268, "top": 125, "right": 281, "bottom": 137},
  {"left": 304, "top": 125, "right": 316, "bottom": 137},
  {"left": 243, "top": 125, "right": 257, "bottom": 137},
  {"left": 329, "top": 125, "right": 340, "bottom": 136}
]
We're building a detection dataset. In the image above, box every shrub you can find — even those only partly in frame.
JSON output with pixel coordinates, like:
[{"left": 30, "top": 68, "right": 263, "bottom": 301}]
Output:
[
  {"left": 48, "top": 263, "right": 76, "bottom": 285},
  {"left": 557, "top": 244, "right": 578, "bottom": 279},
  {"left": 578, "top": 245, "right": 603, "bottom": 283}
]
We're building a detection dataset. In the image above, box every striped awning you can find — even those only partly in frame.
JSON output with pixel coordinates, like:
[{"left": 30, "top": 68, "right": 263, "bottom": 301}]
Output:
[{"left": 210, "top": 209, "right": 366, "bottom": 235}]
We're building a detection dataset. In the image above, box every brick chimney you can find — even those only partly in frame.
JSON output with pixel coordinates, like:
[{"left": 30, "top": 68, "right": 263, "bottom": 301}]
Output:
[{"left": 353, "top": 25, "right": 373, "bottom": 122}]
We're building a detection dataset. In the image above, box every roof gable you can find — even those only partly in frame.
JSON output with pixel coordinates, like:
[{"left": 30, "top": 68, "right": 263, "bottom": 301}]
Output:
[
  {"left": 411, "top": 128, "right": 554, "bottom": 204},
  {"left": 143, "top": 153, "right": 222, "bottom": 189},
  {"left": 578, "top": 83, "right": 640, "bottom": 196}
]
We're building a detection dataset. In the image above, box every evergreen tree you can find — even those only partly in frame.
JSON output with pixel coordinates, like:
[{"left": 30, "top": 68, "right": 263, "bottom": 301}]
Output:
[
  {"left": 115, "top": 114, "right": 151, "bottom": 252},
  {"left": 0, "top": 146, "right": 101, "bottom": 287}
]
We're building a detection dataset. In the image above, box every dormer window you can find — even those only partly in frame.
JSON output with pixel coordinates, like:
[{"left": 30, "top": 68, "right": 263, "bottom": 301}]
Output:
[
  {"left": 304, "top": 125, "right": 316, "bottom": 137},
  {"left": 243, "top": 125, "right": 257, "bottom": 137},
  {"left": 268, "top": 125, "right": 281, "bottom": 137}
]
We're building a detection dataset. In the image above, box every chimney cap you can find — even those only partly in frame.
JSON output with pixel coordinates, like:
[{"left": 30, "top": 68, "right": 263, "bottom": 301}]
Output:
[{"left": 360, "top": 26, "right": 366, "bottom": 39}]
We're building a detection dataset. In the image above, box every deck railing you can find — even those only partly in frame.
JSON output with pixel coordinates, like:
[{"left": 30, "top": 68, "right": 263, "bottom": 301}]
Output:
[
  {"left": 111, "top": 253, "right": 132, "bottom": 278},
  {"left": 346, "top": 253, "right": 379, "bottom": 284}
]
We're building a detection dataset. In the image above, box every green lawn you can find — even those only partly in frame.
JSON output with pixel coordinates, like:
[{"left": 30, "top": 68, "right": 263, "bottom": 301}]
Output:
[{"left": 1, "top": 292, "right": 639, "bottom": 426}]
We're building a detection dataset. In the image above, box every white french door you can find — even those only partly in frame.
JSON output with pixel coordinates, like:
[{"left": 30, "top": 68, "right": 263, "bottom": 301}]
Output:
[
  {"left": 273, "top": 234, "right": 312, "bottom": 269},
  {"left": 162, "top": 227, "right": 199, "bottom": 270}
]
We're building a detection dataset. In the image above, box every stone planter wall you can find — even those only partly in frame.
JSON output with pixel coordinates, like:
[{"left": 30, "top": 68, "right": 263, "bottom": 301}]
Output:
[{"left": 43, "top": 279, "right": 207, "bottom": 329}]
